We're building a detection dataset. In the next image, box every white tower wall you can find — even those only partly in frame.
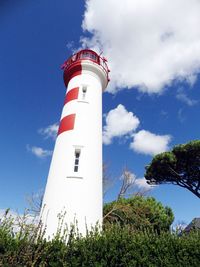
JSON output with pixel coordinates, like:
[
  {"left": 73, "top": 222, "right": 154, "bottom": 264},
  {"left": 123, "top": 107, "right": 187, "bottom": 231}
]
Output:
[{"left": 41, "top": 54, "right": 109, "bottom": 239}]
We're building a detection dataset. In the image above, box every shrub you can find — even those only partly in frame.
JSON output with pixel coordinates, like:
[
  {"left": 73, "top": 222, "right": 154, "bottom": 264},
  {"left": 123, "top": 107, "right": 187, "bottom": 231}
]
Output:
[
  {"left": 0, "top": 215, "right": 200, "bottom": 267},
  {"left": 103, "top": 196, "right": 174, "bottom": 233}
]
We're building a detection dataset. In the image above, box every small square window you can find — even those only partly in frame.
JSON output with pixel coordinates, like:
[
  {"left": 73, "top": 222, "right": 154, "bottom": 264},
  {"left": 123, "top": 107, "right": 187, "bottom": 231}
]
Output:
[
  {"left": 82, "top": 86, "right": 87, "bottom": 93},
  {"left": 75, "top": 151, "right": 80, "bottom": 158},
  {"left": 74, "top": 149, "right": 81, "bottom": 173},
  {"left": 81, "top": 86, "right": 87, "bottom": 100},
  {"left": 74, "top": 165, "right": 78, "bottom": 172}
]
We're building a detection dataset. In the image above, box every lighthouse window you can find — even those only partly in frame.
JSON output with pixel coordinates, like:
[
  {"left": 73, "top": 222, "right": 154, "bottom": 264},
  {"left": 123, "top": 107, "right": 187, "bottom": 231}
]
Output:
[
  {"left": 82, "top": 86, "right": 87, "bottom": 100},
  {"left": 80, "top": 52, "right": 97, "bottom": 61},
  {"left": 74, "top": 166, "right": 78, "bottom": 172},
  {"left": 74, "top": 149, "right": 81, "bottom": 172},
  {"left": 91, "top": 54, "right": 97, "bottom": 61},
  {"left": 80, "top": 52, "right": 89, "bottom": 59}
]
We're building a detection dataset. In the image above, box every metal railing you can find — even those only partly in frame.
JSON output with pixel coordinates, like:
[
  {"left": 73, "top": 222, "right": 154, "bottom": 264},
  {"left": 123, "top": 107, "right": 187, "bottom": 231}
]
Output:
[{"left": 61, "top": 49, "right": 110, "bottom": 81}]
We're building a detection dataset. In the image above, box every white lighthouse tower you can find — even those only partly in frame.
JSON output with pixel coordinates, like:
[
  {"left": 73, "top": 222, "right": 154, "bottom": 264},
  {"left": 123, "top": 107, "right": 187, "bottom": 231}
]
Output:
[{"left": 40, "top": 49, "right": 109, "bottom": 238}]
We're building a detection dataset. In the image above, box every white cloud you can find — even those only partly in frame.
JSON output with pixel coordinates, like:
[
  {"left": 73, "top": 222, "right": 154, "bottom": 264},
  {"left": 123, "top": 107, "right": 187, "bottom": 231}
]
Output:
[
  {"left": 120, "top": 170, "right": 136, "bottom": 185},
  {"left": 0, "top": 209, "right": 39, "bottom": 232},
  {"left": 176, "top": 89, "right": 198, "bottom": 106},
  {"left": 177, "top": 108, "right": 186, "bottom": 123},
  {"left": 26, "top": 145, "right": 52, "bottom": 158},
  {"left": 135, "top": 177, "right": 154, "bottom": 190},
  {"left": 38, "top": 123, "right": 59, "bottom": 140},
  {"left": 0, "top": 209, "right": 12, "bottom": 219},
  {"left": 130, "top": 130, "right": 171, "bottom": 155},
  {"left": 0, "top": 209, "right": 21, "bottom": 221},
  {"left": 120, "top": 170, "right": 154, "bottom": 192},
  {"left": 82, "top": 0, "right": 200, "bottom": 93},
  {"left": 103, "top": 104, "right": 140, "bottom": 144}
]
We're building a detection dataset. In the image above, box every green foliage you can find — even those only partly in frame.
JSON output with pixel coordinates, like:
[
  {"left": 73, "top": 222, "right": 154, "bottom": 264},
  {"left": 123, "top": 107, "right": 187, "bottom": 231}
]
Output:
[
  {"left": 145, "top": 140, "right": 200, "bottom": 198},
  {"left": 103, "top": 196, "right": 174, "bottom": 233},
  {"left": 0, "top": 216, "right": 200, "bottom": 267}
]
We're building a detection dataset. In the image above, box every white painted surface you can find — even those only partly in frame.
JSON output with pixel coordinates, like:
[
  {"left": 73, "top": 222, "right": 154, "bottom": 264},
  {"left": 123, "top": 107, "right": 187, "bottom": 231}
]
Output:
[{"left": 40, "top": 59, "right": 107, "bottom": 239}]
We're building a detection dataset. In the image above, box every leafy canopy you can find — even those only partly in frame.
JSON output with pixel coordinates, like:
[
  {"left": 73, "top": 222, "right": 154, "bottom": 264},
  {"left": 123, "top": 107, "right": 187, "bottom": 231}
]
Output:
[
  {"left": 103, "top": 196, "right": 174, "bottom": 233},
  {"left": 145, "top": 140, "right": 200, "bottom": 198}
]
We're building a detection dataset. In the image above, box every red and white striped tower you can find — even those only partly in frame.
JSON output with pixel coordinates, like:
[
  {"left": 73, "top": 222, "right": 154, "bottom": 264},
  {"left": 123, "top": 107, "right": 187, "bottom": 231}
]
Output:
[{"left": 41, "top": 50, "right": 109, "bottom": 238}]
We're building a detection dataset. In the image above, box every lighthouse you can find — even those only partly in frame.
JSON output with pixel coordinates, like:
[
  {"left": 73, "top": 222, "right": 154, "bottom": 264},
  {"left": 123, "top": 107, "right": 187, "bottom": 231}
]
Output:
[{"left": 40, "top": 49, "right": 109, "bottom": 238}]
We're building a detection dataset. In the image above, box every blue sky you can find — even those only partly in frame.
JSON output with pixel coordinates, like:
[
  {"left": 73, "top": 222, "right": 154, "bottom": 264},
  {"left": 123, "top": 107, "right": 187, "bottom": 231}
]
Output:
[{"left": 0, "top": 0, "right": 200, "bottom": 225}]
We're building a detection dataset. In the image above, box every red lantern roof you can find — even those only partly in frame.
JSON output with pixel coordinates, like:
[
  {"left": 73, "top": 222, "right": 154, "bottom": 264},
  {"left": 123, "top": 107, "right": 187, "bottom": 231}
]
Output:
[{"left": 61, "top": 49, "right": 110, "bottom": 84}]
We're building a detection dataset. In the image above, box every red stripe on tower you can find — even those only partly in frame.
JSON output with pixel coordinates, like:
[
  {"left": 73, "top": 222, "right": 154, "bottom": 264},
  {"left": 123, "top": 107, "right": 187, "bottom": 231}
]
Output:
[
  {"left": 64, "top": 87, "right": 79, "bottom": 105},
  {"left": 57, "top": 114, "right": 76, "bottom": 136}
]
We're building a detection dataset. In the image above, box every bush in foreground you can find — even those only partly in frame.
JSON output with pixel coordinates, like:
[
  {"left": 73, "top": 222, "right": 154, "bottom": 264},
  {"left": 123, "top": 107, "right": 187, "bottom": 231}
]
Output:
[{"left": 0, "top": 214, "right": 200, "bottom": 267}]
